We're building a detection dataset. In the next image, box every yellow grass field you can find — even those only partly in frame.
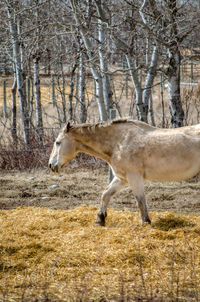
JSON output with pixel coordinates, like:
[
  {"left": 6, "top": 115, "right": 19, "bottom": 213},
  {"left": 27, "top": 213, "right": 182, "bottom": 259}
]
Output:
[
  {"left": 0, "top": 167, "right": 200, "bottom": 301},
  {"left": 1, "top": 205, "right": 200, "bottom": 301}
]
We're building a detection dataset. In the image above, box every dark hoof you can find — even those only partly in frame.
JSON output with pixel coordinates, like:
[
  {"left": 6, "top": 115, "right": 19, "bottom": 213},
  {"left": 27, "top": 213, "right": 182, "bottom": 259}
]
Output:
[
  {"left": 143, "top": 217, "right": 151, "bottom": 225},
  {"left": 95, "top": 212, "right": 107, "bottom": 226}
]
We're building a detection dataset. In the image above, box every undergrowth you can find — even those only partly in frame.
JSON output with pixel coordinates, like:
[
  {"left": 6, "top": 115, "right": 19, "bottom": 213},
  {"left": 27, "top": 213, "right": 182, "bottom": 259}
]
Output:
[
  {"left": 0, "top": 132, "right": 53, "bottom": 170},
  {"left": 0, "top": 132, "right": 104, "bottom": 170}
]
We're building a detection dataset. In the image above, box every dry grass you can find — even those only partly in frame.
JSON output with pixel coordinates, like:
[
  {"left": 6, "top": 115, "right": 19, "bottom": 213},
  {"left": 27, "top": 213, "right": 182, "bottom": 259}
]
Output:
[{"left": 0, "top": 206, "right": 200, "bottom": 301}]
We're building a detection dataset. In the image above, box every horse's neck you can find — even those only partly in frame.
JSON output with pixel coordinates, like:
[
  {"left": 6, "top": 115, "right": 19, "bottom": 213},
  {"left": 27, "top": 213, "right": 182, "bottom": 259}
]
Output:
[{"left": 70, "top": 126, "right": 113, "bottom": 162}]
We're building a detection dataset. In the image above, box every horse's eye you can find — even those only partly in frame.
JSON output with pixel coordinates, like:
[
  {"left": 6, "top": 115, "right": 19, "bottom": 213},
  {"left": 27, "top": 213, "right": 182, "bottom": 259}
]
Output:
[{"left": 56, "top": 141, "right": 61, "bottom": 146}]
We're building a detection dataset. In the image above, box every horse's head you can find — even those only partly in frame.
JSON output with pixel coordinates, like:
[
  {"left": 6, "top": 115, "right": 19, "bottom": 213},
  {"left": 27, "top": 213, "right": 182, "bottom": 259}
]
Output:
[{"left": 49, "top": 122, "right": 77, "bottom": 172}]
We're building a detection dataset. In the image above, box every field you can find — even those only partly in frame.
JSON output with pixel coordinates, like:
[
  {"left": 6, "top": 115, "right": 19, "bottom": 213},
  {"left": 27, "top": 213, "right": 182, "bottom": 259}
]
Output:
[{"left": 1, "top": 165, "right": 200, "bottom": 301}]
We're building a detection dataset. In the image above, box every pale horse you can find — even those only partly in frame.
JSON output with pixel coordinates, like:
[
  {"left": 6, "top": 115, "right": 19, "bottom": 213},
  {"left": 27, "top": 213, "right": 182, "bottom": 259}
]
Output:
[{"left": 48, "top": 119, "right": 200, "bottom": 226}]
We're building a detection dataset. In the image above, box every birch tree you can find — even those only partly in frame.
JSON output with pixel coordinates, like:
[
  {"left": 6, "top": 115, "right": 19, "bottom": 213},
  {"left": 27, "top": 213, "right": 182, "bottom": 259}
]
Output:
[
  {"left": 95, "top": 0, "right": 159, "bottom": 123},
  {"left": 60, "top": 60, "right": 67, "bottom": 123},
  {"left": 68, "top": 0, "right": 107, "bottom": 121},
  {"left": 96, "top": 0, "right": 113, "bottom": 114},
  {"left": 33, "top": 0, "right": 43, "bottom": 143},
  {"left": 11, "top": 74, "right": 17, "bottom": 145},
  {"left": 138, "top": 0, "right": 199, "bottom": 127},
  {"left": 33, "top": 55, "right": 43, "bottom": 143},
  {"left": 79, "top": 46, "right": 87, "bottom": 123},
  {"left": 6, "top": 0, "right": 30, "bottom": 145},
  {"left": 68, "top": 60, "right": 78, "bottom": 121}
]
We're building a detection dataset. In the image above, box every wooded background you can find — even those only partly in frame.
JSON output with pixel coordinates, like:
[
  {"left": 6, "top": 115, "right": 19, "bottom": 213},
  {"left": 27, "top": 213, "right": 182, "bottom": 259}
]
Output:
[{"left": 0, "top": 0, "right": 200, "bottom": 149}]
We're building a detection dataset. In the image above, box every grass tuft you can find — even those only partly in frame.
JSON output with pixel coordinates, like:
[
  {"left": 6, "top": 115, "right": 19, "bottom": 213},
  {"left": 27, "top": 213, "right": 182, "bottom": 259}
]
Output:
[{"left": 152, "top": 212, "right": 195, "bottom": 231}]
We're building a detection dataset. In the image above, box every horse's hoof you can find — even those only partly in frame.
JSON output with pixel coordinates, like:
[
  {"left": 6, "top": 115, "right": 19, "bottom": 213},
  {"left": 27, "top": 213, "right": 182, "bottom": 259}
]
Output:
[
  {"left": 95, "top": 219, "right": 105, "bottom": 226},
  {"left": 146, "top": 217, "right": 151, "bottom": 224},
  {"left": 95, "top": 212, "right": 107, "bottom": 226},
  {"left": 142, "top": 217, "right": 151, "bottom": 226}
]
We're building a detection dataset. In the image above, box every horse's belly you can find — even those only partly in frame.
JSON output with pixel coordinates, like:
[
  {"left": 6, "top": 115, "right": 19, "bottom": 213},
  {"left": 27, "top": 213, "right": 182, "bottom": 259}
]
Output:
[
  {"left": 141, "top": 130, "right": 200, "bottom": 181},
  {"left": 144, "top": 156, "right": 200, "bottom": 182}
]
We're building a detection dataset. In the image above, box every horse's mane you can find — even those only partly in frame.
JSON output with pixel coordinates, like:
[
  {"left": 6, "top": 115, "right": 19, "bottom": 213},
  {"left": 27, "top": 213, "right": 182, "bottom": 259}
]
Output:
[
  {"left": 76, "top": 118, "right": 131, "bottom": 128},
  {"left": 73, "top": 118, "right": 155, "bottom": 128},
  {"left": 64, "top": 118, "right": 156, "bottom": 134},
  {"left": 109, "top": 119, "right": 155, "bottom": 129}
]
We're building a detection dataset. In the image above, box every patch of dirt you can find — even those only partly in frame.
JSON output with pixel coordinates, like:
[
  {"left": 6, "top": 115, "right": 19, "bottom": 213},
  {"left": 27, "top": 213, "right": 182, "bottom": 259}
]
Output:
[{"left": 0, "top": 166, "right": 200, "bottom": 217}]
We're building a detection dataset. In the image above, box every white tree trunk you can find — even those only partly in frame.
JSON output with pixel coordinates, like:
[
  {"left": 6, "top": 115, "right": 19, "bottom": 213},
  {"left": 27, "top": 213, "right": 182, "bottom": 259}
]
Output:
[
  {"left": 69, "top": 0, "right": 107, "bottom": 121},
  {"left": 98, "top": 0, "right": 113, "bottom": 116},
  {"left": 142, "top": 44, "right": 159, "bottom": 123},
  {"left": 7, "top": 5, "right": 30, "bottom": 145}
]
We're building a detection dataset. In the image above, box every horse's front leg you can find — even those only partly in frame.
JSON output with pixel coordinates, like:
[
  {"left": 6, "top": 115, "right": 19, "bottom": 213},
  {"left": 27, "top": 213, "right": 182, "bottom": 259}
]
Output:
[
  {"left": 127, "top": 172, "right": 151, "bottom": 225},
  {"left": 96, "top": 176, "right": 125, "bottom": 226}
]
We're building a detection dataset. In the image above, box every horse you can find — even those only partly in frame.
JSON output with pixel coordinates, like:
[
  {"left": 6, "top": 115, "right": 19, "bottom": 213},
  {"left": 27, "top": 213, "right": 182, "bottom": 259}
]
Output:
[{"left": 48, "top": 119, "right": 200, "bottom": 226}]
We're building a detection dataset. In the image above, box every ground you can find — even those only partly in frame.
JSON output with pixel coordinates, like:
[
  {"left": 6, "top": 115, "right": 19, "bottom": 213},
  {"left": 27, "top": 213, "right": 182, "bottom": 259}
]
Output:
[
  {"left": 1, "top": 164, "right": 200, "bottom": 218},
  {"left": 1, "top": 165, "right": 200, "bottom": 301}
]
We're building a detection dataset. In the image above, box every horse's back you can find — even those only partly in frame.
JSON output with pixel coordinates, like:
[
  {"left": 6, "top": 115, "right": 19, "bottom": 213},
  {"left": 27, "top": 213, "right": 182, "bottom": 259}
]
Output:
[{"left": 113, "top": 122, "right": 200, "bottom": 182}]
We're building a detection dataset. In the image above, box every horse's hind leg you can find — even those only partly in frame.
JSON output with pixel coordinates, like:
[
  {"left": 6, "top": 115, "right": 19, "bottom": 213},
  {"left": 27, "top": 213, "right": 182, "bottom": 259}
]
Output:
[
  {"left": 96, "top": 176, "right": 125, "bottom": 226},
  {"left": 127, "top": 172, "right": 151, "bottom": 225}
]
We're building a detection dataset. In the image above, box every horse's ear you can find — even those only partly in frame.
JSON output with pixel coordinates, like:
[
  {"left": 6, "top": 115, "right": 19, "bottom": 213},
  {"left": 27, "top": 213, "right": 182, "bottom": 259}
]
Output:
[{"left": 64, "top": 122, "right": 71, "bottom": 133}]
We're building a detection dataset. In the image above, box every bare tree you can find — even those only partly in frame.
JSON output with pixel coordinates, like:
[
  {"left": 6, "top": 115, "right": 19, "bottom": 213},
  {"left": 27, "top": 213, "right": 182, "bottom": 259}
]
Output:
[
  {"left": 68, "top": 0, "right": 108, "bottom": 121},
  {"left": 11, "top": 73, "right": 17, "bottom": 145},
  {"left": 68, "top": 60, "right": 78, "bottom": 121},
  {"left": 32, "top": 0, "right": 44, "bottom": 143},
  {"left": 6, "top": 0, "right": 30, "bottom": 144},
  {"left": 139, "top": 0, "right": 199, "bottom": 127},
  {"left": 79, "top": 45, "right": 87, "bottom": 123},
  {"left": 60, "top": 60, "right": 67, "bottom": 123},
  {"left": 33, "top": 54, "right": 43, "bottom": 143},
  {"left": 96, "top": 1, "right": 159, "bottom": 123},
  {"left": 1, "top": 0, "right": 200, "bottom": 140},
  {"left": 96, "top": 0, "right": 113, "bottom": 114}
]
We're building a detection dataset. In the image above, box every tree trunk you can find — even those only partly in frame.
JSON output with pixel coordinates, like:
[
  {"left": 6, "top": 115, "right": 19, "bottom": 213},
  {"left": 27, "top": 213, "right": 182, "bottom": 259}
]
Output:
[
  {"left": 142, "top": 44, "right": 159, "bottom": 123},
  {"left": 69, "top": 0, "right": 107, "bottom": 121},
  {"left": 51, "top": 74, "right": 56, "bottom": 107},
  {"left": 79, "top": 50, "right": 87, "bottom": 123},
  {"left": 60, "top": 61, "right": 67, "bottom": 123},
  {"left": 26, "top": 77, "right": 31, "bottom": 113},
  {"left": 7, "top": 6, "right": 30, "bottom": 145},
  {"left": 148, "top": 93, "right": 155, "bottom": 126},
  {"left": 98, "top": 0, "right": 113, "bottom": 116},
  {"left": 11, "top": 76, "right": 17, "bottom": 146},
  {"left": 33, "top": 56, "right": 43, "bottom": 143},
  {"left": 69, "top": 62, "right": 78, "bottom": 121},
  {"left": 126, "top": 54, "right": 144, "bottom": 121},
  {"left": 3, "top": 81, "right": 7, "bottom": 119},
  {"left": 160, "top": 73, "right": 165, "bottom": 128},
  {"left": 167, "top": 48, "right": 184, "bottom": 128}
]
